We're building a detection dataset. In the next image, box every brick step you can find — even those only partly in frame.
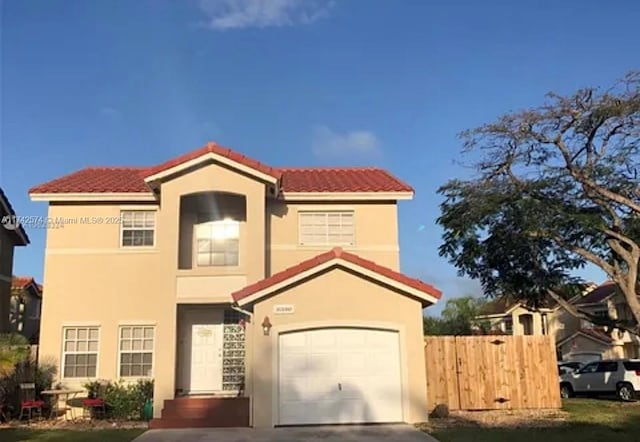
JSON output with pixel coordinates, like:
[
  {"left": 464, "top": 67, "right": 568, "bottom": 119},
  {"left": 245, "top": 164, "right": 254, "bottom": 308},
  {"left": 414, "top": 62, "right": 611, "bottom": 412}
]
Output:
[
  {"left": 153, "top": 397, "right": 250, "bottom": 428},
  {"left": 163, "top": 397, "right": 248, "bottom": 410},
  {"left": 149, "top": 417, "right": 247, "bottom": 429},
  {"left": 161, "top": 407, "right": 248, "bottom": 419}
]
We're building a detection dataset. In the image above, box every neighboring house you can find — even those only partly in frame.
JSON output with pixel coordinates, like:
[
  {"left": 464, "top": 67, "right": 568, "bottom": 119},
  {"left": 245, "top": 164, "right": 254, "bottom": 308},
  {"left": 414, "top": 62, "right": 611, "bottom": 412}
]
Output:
[
  {"left": 556, "top": 281, "right": 640, "bottom": 363},
  {"left": 0, "top": 188, "right": 30, "bottom": 333},
  {"left": 478, "top": 281, "right": 640, "bottom": 363},
  {"left": 9, "top": 276, "right": 43, "bottom": 344},
  {"left": 476, "top": 297, "right": 557, "bottom": 336},
  {"left": 29, "top": 142, "right": 442, "bottom": 428}
]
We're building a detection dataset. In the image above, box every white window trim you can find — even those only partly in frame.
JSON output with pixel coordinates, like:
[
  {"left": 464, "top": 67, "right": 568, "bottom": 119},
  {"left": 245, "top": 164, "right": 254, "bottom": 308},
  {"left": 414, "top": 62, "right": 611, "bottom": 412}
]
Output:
[
  {"left": 61, "top": 326, "right": 100, "bottom": 380},
  {"left": 194, "top": 219, "right": 241, "bottom": 268},
  {"left": 120, "top": 210, "right": 157, "bottom": 249},
  {"left": 117, "top": 325, "right": 155, "bottom": 379},
  {"left": 297, "top": 210, "right": 355, "bottom": 247}
]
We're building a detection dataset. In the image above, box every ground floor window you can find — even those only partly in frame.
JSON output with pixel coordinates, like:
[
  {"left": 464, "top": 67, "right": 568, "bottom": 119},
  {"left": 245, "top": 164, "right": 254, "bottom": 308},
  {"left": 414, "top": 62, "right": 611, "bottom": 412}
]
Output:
[
  {"left": 119, "top": 325, "right": 154, "bottom": 377},
  {"left": 222, "top": 310, "right": 245, "bottom": 391},
  {"left": 62, "top": 327, "right": 99, "bottom": 378}
]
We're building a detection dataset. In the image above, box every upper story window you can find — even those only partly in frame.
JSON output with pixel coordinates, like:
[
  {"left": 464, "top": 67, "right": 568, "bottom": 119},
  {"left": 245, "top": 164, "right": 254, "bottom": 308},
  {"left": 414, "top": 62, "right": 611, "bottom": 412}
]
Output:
[
  {"left": 299, "top": 211, "right": 355, "bottom": 246},
  {"left": 195, "top": 219, "right": 239, "bottom": 266},
  {"left": 121, "top": 211, "right": 155, "bottom": 247}
]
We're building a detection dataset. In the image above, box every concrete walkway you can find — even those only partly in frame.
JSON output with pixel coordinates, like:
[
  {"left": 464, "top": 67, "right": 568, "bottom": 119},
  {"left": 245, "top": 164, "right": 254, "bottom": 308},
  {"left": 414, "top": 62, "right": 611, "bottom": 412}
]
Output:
[{"left": 134, "top": 424, "right": 439, "bottom": 442}]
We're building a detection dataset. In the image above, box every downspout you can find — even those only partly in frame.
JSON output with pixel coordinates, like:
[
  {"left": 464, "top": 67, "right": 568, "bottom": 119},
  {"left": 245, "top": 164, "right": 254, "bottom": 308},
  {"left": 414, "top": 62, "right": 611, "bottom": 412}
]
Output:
[{"left": 231, "top": 303, "right": 254, "bottom": 426}]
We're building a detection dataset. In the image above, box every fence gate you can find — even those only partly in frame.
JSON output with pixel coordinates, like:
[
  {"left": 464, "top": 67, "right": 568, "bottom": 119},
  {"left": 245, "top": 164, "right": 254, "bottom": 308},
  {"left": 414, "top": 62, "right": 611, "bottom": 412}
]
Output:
[{"left": 425, "top": 335, "right": 561, "bottom": 411}]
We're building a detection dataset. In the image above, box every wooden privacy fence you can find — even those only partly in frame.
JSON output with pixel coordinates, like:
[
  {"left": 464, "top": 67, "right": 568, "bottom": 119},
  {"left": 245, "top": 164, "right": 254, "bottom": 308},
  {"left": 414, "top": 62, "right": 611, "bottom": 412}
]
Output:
[{"left": 424, "top": 335, "right": 561, "bottom": 411}]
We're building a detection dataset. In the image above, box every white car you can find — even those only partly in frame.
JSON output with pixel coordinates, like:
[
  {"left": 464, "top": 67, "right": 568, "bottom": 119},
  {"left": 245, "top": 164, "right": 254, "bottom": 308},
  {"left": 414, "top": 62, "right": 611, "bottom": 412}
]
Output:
[{"left": 559, "top": 359, "right": 640, "bottom": 401}]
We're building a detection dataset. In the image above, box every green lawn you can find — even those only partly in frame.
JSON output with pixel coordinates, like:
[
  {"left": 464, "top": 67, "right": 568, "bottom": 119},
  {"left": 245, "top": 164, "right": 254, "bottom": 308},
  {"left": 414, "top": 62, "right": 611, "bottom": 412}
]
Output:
[
  {"left": 0, "top": 428, "right": 145, "bottom": 442},
  {"left": 427, "top": 399, "right": 640, "bottom": 442}
]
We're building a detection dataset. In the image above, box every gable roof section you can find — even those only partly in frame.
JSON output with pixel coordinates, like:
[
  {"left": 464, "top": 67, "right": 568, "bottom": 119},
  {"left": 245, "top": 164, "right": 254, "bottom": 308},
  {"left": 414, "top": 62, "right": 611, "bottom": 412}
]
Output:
[
  {"left": 0, "top": 187, "right": 29, "bottom": 245},
  {"left": 143, "top": 143, "right": 282, "bottom": 184},
  {"left": 477, "top": 282, "right": 603, "bottom": 317},
  {"left": 29, "top": 142, "right": 413, "bottom": 201},
  {"left": 556, "top": 328, "right": 613, "bottom": 347},
  {"left": 573, "top": 281, "right": 618, "bottom": 306},
  {"left": 232, "top": 247, "right": 441, "bottom": 307},
  {"left": 11, "top": 276, "right": 42, "bottom": 297}
]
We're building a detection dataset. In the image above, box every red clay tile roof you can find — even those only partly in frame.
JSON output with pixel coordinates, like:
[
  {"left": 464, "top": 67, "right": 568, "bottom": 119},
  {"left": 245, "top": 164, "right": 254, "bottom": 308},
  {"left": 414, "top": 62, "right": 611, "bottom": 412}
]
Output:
[
  {"left": 574, "top": 281, "right": 618, "bottom": 305},
  {"left": 29, "top": 143, "right": 412, "bottom": 195},
  {"left": 144, "top": 143, "right": 282, "bottom": 180},
  {"left": 29, "top": 167, "right": 152, "bottom": 194},
  {"left": 278, "top": 168, "right": 413, "bottom": 193},
  {"left": 232, "top": 247, "right": 441, "bottom": 304},
  {"left": 12, "top": 276, "right": 38, "bottom": 291}
]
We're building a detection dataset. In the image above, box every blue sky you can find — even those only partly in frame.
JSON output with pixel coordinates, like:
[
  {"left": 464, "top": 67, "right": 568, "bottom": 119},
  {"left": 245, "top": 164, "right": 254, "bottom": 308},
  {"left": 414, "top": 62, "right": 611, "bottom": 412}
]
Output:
[{"left": 1, "top": 0, "right": 639, "bottom": 314}]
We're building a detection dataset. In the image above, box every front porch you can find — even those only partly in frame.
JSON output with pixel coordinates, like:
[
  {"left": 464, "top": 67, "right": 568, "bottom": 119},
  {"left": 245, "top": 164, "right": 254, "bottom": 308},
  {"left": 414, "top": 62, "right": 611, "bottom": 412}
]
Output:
[{"left": 152, "top": 304, "right": 250, "bottom": 428}]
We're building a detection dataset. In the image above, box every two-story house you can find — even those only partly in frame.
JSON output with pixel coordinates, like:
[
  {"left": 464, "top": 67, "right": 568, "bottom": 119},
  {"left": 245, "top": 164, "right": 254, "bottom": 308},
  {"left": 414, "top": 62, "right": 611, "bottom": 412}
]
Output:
[
  {"left": 0, "top": 188, "right": 30, "bottom": 333},
  {"left": 10, "top": 276, "right": 43, "bottom": 344},
  {"left": 476, "top": 283, "right": 597, "bottom": 337},
  {"left": 555, "top": 281, "right": 640, "bottom": 362},
  {"left": 29, "top": 142, "right": 441, "bottom": 428},
  {"left": 477, "top": 282, "right": 640, "bottom": 363}
]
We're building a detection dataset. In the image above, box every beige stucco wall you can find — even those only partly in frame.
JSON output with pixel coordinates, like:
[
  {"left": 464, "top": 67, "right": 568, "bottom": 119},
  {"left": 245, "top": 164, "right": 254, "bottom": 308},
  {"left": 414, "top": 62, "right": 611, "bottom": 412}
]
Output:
[
  {"left": 548, "top": 308, "right": 581, "bottom": 344},
  {"left": 38, "top": 161, "right": 270, "bottom": 417},
  {"left": 248, "top": 267, "right": 429, "bottom": 427},
  {"left": 268, "top": 201, "right": 400, "bottom": 273}
]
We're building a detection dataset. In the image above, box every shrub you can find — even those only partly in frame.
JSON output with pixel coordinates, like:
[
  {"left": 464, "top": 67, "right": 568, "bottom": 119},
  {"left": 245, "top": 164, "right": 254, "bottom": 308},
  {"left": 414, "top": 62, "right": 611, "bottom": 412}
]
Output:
[
  {"left": 0, "top": 353, "right": 57, "bottom": 418},
  {"left": 82, "top": 379, "right": 105, "bottom": 399},
  {"left": 92, "top": 379, "right": 154, "bottom": 420}
]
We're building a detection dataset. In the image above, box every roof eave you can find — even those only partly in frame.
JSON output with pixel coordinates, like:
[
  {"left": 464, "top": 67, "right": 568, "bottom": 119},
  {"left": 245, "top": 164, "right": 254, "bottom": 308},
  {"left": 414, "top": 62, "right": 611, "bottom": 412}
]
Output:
[
  {"left": 234, "top": 257, "right": 440, "bottom": 308},
  {"left": 557, "top": 330, "right": 612, "bottom": 346},
  {"left": 281, "top": 191, "right": 414, "bottom": 201},
  {"left": 29, "top": 192, "right": 158, "bottom": 202},
  {"left": 143, "top": 151, "right": 280, "bottom": 186}
]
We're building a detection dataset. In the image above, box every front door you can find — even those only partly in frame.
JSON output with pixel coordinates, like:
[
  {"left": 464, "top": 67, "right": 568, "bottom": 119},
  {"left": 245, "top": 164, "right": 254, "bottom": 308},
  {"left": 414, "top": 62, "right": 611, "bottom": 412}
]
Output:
[
  {"left": 180, "top": 308, "right": 223, "bottom": 394},
  {"left": 191, "top": 323, "right": 223, "bottom": 392}
]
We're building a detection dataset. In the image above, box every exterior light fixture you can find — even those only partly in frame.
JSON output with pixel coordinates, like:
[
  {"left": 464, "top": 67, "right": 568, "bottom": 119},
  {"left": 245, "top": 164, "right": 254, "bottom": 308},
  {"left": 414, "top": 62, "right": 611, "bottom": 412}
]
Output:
[{"left": 262, "top": 316, "right": 272, "bottom": 336}]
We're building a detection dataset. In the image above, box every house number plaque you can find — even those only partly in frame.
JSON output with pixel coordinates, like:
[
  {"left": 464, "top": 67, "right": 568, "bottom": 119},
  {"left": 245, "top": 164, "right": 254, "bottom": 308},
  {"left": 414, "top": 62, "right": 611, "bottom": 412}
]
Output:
[{"left": 273, "top": 304, "right": 295, "bottom": 315}]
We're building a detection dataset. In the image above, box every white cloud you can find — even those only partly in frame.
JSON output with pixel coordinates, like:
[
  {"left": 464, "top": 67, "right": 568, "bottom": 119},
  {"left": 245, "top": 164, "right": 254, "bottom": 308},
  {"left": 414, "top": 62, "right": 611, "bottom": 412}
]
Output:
[
  {"left": 312, "top": 125, "right": 381, "bottom": 159},
  {"left": 198, "top": 0, "right": 334, "bottom": 30}
]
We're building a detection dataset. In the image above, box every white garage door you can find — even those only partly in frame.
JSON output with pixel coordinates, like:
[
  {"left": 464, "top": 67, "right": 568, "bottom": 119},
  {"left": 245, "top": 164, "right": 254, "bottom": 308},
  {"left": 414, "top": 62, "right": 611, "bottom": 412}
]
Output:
[{"left": 278, "top": 328, "right": 403, "bottom": 425}]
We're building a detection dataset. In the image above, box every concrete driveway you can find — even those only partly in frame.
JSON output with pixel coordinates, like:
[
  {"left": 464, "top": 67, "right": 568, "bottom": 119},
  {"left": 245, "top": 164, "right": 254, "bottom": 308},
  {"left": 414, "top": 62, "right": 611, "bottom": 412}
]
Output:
[{"left": 133, "top": 424, "right": 439, "bottom": 442}]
